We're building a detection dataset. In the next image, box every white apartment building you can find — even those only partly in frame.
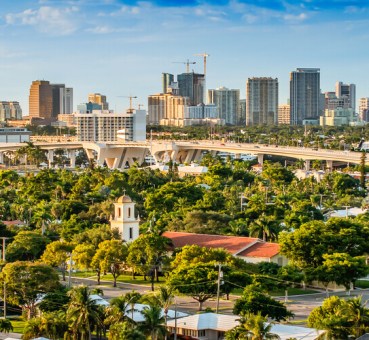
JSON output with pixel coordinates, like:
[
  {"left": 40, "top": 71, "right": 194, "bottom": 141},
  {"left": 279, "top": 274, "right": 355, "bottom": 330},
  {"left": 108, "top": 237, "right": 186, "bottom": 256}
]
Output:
[
  {"left": 207, "top": 87, "right": 240, "bottom": 125},
  {"left": 0, "top": 101, "right": 22, "bottom": 121},
  {"left": 246, "top": 77, "right": 278, "bottom": 126},
  {"left": 60, "top": 88, "right": 73, "bottom": 114},
  {"left": 75, "top": 109, "right": 146, "bottom": 142}
]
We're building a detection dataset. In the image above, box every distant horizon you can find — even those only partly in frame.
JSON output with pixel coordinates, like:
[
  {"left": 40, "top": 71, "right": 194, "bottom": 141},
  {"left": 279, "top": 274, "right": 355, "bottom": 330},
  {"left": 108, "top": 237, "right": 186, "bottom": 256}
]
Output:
[{"left": 1, "top": 0, "right": 368, "bottom": 115}]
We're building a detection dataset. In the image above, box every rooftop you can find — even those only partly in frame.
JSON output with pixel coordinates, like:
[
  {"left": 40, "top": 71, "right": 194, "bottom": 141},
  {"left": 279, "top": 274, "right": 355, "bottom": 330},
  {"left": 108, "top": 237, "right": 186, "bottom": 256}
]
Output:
[
  {"left": 237, "top": 241, "right": 280, "bottom": 258},
  {"left": 162, "top": 231, "right": 259, "bottom": 255}
]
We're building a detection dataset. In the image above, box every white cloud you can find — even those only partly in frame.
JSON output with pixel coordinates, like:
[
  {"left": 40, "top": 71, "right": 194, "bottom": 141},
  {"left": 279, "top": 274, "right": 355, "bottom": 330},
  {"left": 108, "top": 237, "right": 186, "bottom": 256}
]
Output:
[{"left": 5, "top": 6, "right": 79, "bottom": 35}]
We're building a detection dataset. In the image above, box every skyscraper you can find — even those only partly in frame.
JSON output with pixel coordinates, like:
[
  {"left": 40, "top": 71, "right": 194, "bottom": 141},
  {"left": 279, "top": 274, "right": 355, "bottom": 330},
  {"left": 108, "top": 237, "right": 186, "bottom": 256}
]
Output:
[
  {"left": 335, "top": 82, "right": 356, "bottom": 112},
  {"left": 359, "top": 98, "right": 369, "bottom": 121},
  {"left": 162, "top": 73, "right": 174, "bottom": 94},
  {"left": 60, "top": 87, "right": 73, "bottom": 114},
  {"left": 51, "top": 84, "right": 65, "bottom": 118},
  {"left": 278, "top": 104, "right": 290, "bottom": 125},
  {"left": 246, "top": 77, "right": 278, "bottom": 126},
  {"left": 88, "top": 93, "right": 109, "bottom": 110},
  {"left": 29, "top": 80, "right": 53, "bottom": 120},
  {"left": 290, "top": 68, "right": 320, "bottom": 125},
  {"left": 177, "top": 72, "right": 205, "bottom": 106},
  {"left": 207, "top": 87, "right": 240, "bottom": 125}
]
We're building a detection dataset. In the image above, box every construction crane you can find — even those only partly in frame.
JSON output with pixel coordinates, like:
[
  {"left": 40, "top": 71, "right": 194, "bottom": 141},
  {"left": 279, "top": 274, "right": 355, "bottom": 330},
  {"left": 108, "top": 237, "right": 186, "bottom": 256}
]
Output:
[
  {"left": 173, "top": 59, "right": 196, "bottom": 73},
  {"left": 118, "top": 95, "right": 137, "bottom": 113},
  {"left": 194, "top": 52, "right": 210, "bottom": 76}
]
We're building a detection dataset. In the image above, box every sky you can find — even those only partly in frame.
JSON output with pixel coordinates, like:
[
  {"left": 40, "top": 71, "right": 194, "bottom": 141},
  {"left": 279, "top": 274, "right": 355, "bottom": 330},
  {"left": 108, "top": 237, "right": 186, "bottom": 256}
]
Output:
[{"left": 1, "top": 0, "right": 369, "bottom": 114}]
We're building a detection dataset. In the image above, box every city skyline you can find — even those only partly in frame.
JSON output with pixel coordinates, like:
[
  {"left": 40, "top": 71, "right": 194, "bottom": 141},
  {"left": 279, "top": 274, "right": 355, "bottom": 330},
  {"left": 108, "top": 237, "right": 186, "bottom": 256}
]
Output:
[{"left": 1, "top": 0, "right": 369, "bottom": 115}]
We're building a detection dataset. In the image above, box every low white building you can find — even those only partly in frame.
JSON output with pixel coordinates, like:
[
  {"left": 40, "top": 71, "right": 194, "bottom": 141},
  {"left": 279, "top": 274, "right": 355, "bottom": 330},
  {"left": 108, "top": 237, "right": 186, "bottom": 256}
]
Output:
[
  {"left": 0, "top": 127, "right": 31, "bottom": 143},
  {"left": 167, "top": 313, "right": 324, "bottom": 340}
]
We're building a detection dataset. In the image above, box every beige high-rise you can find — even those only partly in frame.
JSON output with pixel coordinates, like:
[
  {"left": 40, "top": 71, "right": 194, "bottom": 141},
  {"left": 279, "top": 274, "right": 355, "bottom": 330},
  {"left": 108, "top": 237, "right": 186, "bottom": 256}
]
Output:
[
  {"left": 88, "top": 93, "right": 109, "bottom": 110},
  {"left": 29, "top": 80, "right": 53, "bottom": 119}
]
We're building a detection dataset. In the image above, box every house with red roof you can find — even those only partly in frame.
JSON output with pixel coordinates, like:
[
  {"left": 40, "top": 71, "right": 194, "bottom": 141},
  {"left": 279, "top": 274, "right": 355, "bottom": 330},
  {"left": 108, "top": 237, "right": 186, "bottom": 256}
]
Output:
[{"left": 162, "top": 231, "right": 287, "bottom": 266}]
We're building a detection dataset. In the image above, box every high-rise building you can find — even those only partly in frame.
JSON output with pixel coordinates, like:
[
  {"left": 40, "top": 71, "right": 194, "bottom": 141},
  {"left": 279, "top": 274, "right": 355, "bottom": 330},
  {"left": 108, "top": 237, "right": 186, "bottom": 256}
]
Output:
[
  {"left": 278, "top": 104, "right": 290, "bottom": 125},
  {"left": 162, "top": 73, "right": 174, "bottom": 94},
  {"left": 246, "top": 77, "right": 278, "bottom": 126},
  {"left": 290, "top": 68, "right": 321, "bottom": 125},
  {"left": 207, "top": 87, "right": 240, "bottom": 125},
  {"left": 177, "top": 72, "right": 205, "bottom": 106},
  {"left": 359, "top": 98, "right": 369, "bottom": 121},
  {"left": 0, "top": 101, "right": 22, "bottom": 121},
  {"left": 324, "top": 92, "right": 350, "bottom": 111},
  {"left": 60, "top": 87, "right": 73, "bottom": 114},
  {"left": 335, "top": 82, "right": 356, "bottom": 112},
  {"left": 239, "top": 99, "right": 246, "bottom": 125},
  {"left": 51, "top": 84, "right": 65, "bottom": 118},
  {"left": 148, "top": 93, "right": 189, "bottom": 125},
  {"left": 75, "top": 109, "right": 146, "bottom": 142},
  {"left": 88, "top": 93, "right": 109, "bottom": 110},
  {"left": 77, "top": 102, "right": 102, "bottom": 113},
  {"left": 29, "top": 80, "right": 53, "bottom": 120}
]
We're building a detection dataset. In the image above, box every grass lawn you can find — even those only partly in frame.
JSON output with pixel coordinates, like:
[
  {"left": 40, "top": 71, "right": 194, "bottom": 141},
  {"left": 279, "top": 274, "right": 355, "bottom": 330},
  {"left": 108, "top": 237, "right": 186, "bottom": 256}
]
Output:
[
  {"left": 355, "top": 280, "right": 369, "bottom": 289},
  {"left": 72, "top": 271, "right": 165, "bottom": 286},
  {"left": 231, "top": 287, "right": 319, "bottom": 297},
  {"left": 10, "top": 318, "right": 26, "bottom": 334}
]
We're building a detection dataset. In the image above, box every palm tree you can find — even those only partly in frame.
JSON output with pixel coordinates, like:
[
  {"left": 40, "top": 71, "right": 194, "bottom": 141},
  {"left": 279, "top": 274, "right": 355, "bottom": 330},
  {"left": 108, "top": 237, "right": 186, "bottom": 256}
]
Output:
[
  {"left": 344, "top": 296, "right": 369, "bottom": 338},
  {"left": 125, "top": 290, "right": 142, "bottom": 322},
  {"left": 105, "top": 294, "right": 136, "bottom": 325},
  {"left": 22, "top": 318, "right": 43, "bottom": 340},
  {"left": 243, "top": 312, "right": 280, "bottom": 340},
  {"left": 152, "top": 286, "right": 173, "bottom": 340},
  {"left": 138, "top": 304, "right": 166, "bottom": 340},
  {"left": 40, "top": 311, "right": 68, "bottom": 340},
  {"left": 249, "top": 214, "right": 280, "bottom": 241},
  {"left": 66, "top": 285, "right": 105, "bottom": 340},
  {"left": 0, "top": 319, "right": 13, "bottom": 333}
]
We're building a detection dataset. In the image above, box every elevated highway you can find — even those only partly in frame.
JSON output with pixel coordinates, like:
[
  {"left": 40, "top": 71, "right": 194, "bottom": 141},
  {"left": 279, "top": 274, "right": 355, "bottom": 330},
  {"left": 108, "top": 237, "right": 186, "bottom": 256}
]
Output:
[{"left": 0, "top": 140, "right": 366, "bottom": 169}]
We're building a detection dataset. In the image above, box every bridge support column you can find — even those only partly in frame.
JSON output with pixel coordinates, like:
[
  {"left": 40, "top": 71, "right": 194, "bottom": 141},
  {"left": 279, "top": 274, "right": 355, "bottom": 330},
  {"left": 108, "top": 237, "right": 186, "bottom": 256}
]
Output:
[
  {"left": 0, "top": 152, "right": 3, "bottom": 164},
  {"left": 257, "top": 154, "right": 264, "bottom": 165},
  {"left": 305, "top": 160, "right": 310, "bottom": 171},
  {"left": 326, "top": 160, "right": 333, "bottom": 172},
  {"left": 48, "top": 150, "right": 54, "bottom": 168},
  {"left": 69, "top": 150, "right": 76, "bottom": 168}
]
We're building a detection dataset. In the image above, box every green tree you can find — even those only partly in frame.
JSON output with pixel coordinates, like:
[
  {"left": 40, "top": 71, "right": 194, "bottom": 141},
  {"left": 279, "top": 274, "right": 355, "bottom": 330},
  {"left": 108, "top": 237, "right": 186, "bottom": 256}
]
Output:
[
  {"left": 66, "top": 285, "right": 105, "bottom": 340},
  {"left": 167, "top": 263, "right": 218, "bottom": 311},
  {"left": 108, "top": 321, "right": 146, "bottom": 340},
  {"left": 0, "top": 261, "right": 60, "bottom": 319},
  {"left": 233, "top": 284, "right": 293, "bottom": 322},
  {"left": 242, "top": 312, "right": 280, "bottom": 340},
  {"left": 41, "top": 240, "right": 74, "bottom": 281},
  {"left": 0, "top": 319, "right": 13, "bottom": 333},
  {"left": 6, "top": 231, "right": 49, "bottom": 261},
  {"left": 92, "top": 239, "right": 128, "bottom": 287}
]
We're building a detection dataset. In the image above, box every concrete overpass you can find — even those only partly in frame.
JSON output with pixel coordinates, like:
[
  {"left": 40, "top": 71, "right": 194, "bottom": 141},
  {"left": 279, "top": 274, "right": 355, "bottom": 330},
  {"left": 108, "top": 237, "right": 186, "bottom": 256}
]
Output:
[{"left": 0, "top": 140, "right": 367, "bottom": 170}]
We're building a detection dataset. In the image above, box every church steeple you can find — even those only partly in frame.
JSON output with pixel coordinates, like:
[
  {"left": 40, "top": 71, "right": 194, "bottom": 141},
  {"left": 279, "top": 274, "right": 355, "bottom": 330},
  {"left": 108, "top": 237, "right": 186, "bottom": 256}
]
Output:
[{"left": 110, "top": 194, "right": 139, "bottom": 241}]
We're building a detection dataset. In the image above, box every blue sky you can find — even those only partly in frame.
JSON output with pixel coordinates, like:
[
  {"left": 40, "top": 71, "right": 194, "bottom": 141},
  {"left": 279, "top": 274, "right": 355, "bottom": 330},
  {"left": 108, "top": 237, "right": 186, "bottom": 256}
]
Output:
[{"left": 1, "top": 0, "right": 369, "bottom": 114}]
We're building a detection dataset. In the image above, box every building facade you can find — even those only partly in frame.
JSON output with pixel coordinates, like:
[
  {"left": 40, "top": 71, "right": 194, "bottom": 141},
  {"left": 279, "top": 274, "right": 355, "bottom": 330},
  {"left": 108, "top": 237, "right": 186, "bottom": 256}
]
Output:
[
  {"left": 239, "top": 99, "right": 246, "bottom": 125},
  {"left": 320, "top": 107, "right": 356, "bottom": 126},
  {"left": 335, "top": 82, "right": 356, "bottom": 112},
  {"left": 290, "top": 68, "right": 321, "bottom": 125},
  {"left": 60, "top": 87, "right": 73, "bottom": 114},
  {"left": 88, "top": 93, "right": 109, "bottom": 110},
  {"left": 77, "top": 102, "right": 102, "bottom": 113},
  {"left": 29, "top": 80, "right": 53, "bottom": 120},
  {"left": 359, "top": 98, "right": 369, "bottom": 121},
  {"left": 75, "top": 109, "right": 146, "bottom": 142},
  {"left": 278, "top": 104, "right": 290, "bottom": 125},
  {"left": 207, "top": 87, "right": 240, "bottom": 125},
  {"left": 246, "top": 77, "right": 278, "bottom": 126},
  {"left": 162, "top": 73, "right": 174, "bottom": 94},
  {"left": 148, "top": 93, "right": 189, "bottom": 125},
  {"left": 177, "top": 72, "right": 205, "bottom": 106},
  {"left": 0, "top": 127, "right": 30, "bottom": 143},
  {"left": 0, "top": 101, "right": 22, "bottom": 121}
]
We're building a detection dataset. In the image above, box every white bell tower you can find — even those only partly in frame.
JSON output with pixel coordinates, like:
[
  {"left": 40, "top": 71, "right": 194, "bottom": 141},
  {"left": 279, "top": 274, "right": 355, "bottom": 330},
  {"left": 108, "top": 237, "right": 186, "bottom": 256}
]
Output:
[{"left": 110, "top": 194, "right": 139, "bottom": 242}]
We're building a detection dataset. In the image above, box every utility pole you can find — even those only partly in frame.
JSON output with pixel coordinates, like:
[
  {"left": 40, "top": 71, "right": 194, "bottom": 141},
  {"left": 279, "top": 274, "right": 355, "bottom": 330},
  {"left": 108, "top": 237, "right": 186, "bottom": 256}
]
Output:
[
  {"left": 216, "top": 263, "right": 223, "bottom": 314},
  {"left": 1, "top": 237, "right": 9, "bottom": 318}
]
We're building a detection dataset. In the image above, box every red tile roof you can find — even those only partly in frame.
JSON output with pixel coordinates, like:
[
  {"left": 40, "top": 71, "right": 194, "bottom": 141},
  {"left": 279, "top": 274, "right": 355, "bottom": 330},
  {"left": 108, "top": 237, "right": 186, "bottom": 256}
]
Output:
[
  {"left": 237, "top": 242, "right": 280, "bottom": 258},
  {"left": 1, "top": 220, "right": 24, "bottom": 226},
  {"left": 162, "top": 231, "right": 259, "bottom": 255}
]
